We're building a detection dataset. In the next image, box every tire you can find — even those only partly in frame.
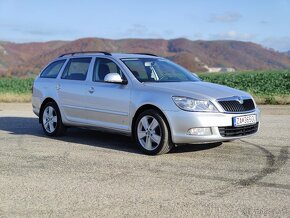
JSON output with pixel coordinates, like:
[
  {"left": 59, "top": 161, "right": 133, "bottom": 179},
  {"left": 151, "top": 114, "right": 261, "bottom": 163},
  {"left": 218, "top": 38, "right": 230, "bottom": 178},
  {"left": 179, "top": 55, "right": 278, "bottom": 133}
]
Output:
[
  {"left": 41, "top": 102, "right": 66, "bottom": 137},
  {"left": 133, "top": 109, "right": 174, "bottom": 155}
]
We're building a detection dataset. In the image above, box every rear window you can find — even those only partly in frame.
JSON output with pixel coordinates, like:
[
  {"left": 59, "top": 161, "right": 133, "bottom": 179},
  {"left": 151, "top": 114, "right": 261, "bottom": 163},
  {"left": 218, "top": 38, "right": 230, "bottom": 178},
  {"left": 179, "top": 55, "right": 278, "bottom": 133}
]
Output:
[
  {"left": 61, "top": 58, "right": 92, "bottom": 81},
  {"left": 40, "top": 60, "right": 66, "bottom": 78}
]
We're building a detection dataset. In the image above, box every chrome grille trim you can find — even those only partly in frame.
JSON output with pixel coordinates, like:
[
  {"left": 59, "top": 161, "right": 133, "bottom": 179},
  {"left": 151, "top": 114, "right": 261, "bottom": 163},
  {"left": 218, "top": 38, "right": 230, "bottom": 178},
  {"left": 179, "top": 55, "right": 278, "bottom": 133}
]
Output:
[{"left": 217, "top": 96, "right": 255, "bottom": 113}]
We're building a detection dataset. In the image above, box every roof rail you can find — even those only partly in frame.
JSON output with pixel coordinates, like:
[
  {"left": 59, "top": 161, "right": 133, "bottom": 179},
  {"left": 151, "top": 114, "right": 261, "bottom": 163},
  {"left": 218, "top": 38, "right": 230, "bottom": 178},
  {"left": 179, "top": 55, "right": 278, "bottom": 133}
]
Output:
[
  {"left": 131, "top": 53, "right": 157, "bottom": 57},
  {"left": 58, "top": 51, "right": 111, "bottom": 57}
]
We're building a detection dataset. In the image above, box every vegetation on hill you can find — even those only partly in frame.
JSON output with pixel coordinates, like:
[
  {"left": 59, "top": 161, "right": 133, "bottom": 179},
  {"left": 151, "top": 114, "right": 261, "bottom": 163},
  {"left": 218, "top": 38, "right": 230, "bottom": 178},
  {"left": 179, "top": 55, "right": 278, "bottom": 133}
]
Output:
[{"left": 1, "top": 38, "right": 290, "bottom": 77}]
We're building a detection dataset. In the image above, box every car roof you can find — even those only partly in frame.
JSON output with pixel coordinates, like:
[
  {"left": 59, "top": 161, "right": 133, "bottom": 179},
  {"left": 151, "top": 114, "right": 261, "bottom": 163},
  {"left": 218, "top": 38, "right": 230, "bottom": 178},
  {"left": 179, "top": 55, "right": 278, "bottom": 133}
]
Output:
[
  {"left": 111, "top": 53, "right": 159, "bottom": 59},
  {"left": 56, "top": 52, "right": 160, "bottom": 60}
]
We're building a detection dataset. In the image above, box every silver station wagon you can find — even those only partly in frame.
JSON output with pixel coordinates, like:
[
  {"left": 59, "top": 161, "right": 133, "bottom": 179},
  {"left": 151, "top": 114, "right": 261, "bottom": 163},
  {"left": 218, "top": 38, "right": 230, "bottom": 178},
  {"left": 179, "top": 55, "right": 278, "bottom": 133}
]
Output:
[{"left": 32, "top": 52, "right": 260, "bottom": 155}]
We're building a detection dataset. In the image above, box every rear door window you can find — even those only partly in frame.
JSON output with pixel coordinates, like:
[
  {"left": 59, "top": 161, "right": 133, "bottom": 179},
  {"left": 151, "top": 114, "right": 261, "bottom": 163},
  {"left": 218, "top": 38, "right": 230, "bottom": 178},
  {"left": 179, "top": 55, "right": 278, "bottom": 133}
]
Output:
[
  {"left": 61, "top": 58, "right": 92, "bottom": 81},
  {"left": 40, "top": 60, "right": 66, "bottom": 78}
]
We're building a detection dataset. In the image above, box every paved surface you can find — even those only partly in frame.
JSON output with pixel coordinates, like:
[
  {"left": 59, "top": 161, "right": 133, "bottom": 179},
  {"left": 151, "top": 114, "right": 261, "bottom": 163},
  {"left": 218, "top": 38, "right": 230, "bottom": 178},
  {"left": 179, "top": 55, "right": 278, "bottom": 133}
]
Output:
[{"left": 0, "top": 103, "right": 289, "bottom": 217}]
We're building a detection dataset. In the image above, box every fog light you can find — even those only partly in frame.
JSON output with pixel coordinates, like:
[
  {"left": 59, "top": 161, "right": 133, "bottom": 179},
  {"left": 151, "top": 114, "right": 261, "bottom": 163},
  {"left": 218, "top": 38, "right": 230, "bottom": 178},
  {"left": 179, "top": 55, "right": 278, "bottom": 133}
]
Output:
[{"left": 187, "top": 127, "right": 212, "bottom": 136}]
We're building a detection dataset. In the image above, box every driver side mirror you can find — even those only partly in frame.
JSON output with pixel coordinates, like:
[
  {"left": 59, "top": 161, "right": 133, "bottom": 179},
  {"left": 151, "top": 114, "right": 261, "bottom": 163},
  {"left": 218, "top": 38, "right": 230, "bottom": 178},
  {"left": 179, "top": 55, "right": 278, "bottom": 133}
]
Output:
[{"left": 104, "top": 73, "right": 128, "bottom": 85}]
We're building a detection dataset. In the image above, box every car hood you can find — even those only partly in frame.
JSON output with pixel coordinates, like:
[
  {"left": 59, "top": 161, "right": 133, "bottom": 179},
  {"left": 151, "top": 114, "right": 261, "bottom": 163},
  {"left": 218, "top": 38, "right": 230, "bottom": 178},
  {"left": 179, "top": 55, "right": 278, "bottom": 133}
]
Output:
[{"left": 143, "top": 81, "right": 250, "bottom": 100}]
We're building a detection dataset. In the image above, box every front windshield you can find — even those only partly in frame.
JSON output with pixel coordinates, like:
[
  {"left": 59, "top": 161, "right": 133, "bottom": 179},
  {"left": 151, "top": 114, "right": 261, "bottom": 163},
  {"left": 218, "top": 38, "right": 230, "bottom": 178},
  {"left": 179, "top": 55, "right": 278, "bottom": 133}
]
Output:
[{"left": 121, "top": 58, "right": 200, "bottom": 82}]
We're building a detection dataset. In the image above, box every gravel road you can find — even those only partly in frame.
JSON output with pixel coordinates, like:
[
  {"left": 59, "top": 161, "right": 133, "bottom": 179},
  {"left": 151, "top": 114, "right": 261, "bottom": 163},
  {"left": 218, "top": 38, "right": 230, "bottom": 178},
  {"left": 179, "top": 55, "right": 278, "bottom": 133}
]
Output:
[{"left": 0, "top": 103, "right": 289, "bottom": 217}]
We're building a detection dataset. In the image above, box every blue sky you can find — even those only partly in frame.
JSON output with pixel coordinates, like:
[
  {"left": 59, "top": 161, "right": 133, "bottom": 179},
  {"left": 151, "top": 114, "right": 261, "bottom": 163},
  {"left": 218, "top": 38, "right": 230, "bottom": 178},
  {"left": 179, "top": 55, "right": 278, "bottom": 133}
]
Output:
[{"left": 0, "top": 0, "right": 290, "bottom": 51}]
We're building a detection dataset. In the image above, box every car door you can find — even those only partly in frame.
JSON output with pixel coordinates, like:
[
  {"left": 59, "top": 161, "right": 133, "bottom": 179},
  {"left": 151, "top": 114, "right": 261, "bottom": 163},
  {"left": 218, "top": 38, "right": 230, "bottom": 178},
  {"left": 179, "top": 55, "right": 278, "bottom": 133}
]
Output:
[
  {"left": 85, "top": 57, "right": 131, "bottom": 131},
  {"left": 57, "top": 57, "right": 93, "bottom": 123}
]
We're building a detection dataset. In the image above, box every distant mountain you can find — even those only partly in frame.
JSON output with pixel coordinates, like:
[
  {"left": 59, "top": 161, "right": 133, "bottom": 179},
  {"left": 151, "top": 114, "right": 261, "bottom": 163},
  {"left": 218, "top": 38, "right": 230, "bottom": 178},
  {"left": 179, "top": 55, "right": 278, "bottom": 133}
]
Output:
[
  {"left": 1, "top": 38, "right": 290, "bottom": 77},
  {"left": 0, "top": 40, "right": 68, "bottom": 76}
]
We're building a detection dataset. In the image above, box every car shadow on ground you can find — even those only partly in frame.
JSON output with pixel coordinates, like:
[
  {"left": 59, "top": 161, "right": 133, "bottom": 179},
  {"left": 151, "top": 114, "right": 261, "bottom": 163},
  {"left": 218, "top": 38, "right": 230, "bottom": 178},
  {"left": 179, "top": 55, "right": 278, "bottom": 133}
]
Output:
[{"left": 0, "top": 116, "right": 222, "bottom": 154}]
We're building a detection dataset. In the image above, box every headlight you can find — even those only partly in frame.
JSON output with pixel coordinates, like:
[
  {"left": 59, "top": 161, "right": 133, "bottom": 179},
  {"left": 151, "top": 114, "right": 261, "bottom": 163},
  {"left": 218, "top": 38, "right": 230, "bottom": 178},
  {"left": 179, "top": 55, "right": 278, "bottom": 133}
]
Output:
[{"left": 172, "top": 96, "right": 218, "bottom": 112}]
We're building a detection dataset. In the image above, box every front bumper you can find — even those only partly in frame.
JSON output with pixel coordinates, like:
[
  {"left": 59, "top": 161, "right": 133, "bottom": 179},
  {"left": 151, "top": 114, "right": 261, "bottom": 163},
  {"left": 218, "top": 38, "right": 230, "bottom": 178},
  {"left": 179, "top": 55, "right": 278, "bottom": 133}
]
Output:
[{"left": 164, "top": 108, "right": 260, "bottom": 144}]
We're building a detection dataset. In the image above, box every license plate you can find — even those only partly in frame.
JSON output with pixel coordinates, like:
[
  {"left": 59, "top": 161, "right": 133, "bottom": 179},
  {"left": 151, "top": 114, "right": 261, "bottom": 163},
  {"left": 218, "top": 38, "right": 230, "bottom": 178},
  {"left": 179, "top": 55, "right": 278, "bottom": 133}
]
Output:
[{"left": 233, "top": 115, "right": 257, "bottom": 127}]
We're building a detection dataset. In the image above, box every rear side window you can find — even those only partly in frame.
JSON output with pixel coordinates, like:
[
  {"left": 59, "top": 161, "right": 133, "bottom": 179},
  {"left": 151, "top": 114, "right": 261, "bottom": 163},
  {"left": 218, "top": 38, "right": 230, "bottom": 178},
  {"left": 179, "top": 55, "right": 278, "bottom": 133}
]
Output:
[
  {"left": 40, "top": 60, "right": 66, "bottom": 78},
  {"left": 61, "top": 58, "right": 92, "bottom": 81}
]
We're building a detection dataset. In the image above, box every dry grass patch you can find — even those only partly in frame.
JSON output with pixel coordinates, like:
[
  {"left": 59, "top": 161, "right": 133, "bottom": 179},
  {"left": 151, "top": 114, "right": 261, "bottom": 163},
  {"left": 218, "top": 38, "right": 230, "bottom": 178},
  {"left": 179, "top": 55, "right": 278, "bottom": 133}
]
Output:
[
  {"left": 0, "top": 93, "right": 31, "bottom": 103},
  {"left": 253, "top": 95, "right": 290, "bottom": 105}
]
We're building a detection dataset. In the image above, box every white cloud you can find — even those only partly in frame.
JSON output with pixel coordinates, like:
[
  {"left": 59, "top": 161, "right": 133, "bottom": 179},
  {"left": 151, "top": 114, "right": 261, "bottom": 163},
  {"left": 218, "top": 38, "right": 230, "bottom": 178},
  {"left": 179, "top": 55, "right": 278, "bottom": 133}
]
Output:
[
  {"left": 260, "top": 20, "right": 269, "bottom": 25},
  {"left": 0, "top": 22, "right": 78, "bottom": 42},
  {"left": 124, "top": 24, "right": 172, "bottom": 39},
  {"left": 211, "top": 31, "right": 256, "bottom": 41},
  {"left": 262, "top": 37, "right": 290, "bottom": 52},
  {"left": 193, "top": 33, "right": 203, "bottom": 39},
  {"left": 126, "top": 24, "right": 148, "bottom": 36},
  {"left": 164, "top": 30, "right": 174, "bottom": 36},
  {"left": 210, "top": 12, "right": 242, "bottom": 23}
]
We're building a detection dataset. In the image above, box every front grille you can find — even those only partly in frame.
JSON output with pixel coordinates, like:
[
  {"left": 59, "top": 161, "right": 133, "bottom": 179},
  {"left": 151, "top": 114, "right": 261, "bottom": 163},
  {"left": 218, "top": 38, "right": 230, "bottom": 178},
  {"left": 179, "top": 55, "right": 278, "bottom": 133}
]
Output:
[
  {"left": 219, "top": 123, "right": 259, "bottom": 137},
  {"left": 218, "top": 99, "right": 255, "bottom": 112}
]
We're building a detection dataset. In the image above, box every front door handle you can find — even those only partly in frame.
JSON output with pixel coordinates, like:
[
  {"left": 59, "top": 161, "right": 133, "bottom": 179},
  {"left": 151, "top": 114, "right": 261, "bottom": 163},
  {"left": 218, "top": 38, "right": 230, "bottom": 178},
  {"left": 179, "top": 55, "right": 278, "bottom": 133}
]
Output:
[{"left": 88, "top": 87, "right": 95, "bottom": 94}]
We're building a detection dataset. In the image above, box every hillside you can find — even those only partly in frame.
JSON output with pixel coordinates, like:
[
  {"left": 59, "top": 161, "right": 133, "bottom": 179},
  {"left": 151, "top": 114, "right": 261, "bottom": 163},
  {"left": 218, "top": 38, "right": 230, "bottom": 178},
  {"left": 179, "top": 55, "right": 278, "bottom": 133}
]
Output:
[
  {"left": 1, "top": 38, "right": 290, "bottom": 77},
  {"left": 0, "top": 40, "right": 68, "bottom": 76}
]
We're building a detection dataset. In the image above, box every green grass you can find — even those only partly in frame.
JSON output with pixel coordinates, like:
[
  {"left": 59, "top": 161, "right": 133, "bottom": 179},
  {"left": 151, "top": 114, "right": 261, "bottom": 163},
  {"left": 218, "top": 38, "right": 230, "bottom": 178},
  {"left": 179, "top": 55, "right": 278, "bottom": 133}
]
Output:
[
  {"left": 0, "top": 77, "right": 34, "bottom": 94},
  {"left": 198, "top": 70, "right": 290, "bottom": 96},
  {"left": 0, "top": 78, "right": 33, "bottom": 102},
  {"left": 0, "top": 71, "right": 290, "bottom": 104}
]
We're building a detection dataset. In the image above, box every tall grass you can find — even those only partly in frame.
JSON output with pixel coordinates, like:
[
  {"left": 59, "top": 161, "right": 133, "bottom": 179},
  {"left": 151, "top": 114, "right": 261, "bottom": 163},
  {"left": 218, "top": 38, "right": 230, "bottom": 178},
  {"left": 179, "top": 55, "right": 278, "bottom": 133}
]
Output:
[
  {"left": 198, "top": 70, "right": 290, "bottom": 104},
  {"left": 0, "top": 78, "right": 34, "bottom": 94},
  {"left": 198, "top": 70, "right": 290, "bottom": 96},
  {"left": 0, "top": 70, "right": 290, "bottom": 104}
]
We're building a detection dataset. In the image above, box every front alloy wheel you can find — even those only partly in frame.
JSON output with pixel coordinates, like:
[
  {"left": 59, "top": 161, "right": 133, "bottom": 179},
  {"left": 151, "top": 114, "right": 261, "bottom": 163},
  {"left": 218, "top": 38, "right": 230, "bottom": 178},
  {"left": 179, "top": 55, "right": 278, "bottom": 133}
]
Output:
[
  {"left": 134, "top": 109, "right": 173, "bottom": 155},
  {"left": 137, "top": 115, "right": 162, "bottom": 151}
]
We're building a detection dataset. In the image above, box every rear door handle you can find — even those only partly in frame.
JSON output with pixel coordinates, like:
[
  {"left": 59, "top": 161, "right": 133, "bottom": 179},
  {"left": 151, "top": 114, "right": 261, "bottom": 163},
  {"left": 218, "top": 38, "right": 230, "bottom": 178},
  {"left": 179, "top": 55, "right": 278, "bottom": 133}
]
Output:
[
  {"left": 88, "top": 87, "right": 95, "bottom": 94},
  {"left": 56, "top": 84, "right": 61, "bottom": 90}
]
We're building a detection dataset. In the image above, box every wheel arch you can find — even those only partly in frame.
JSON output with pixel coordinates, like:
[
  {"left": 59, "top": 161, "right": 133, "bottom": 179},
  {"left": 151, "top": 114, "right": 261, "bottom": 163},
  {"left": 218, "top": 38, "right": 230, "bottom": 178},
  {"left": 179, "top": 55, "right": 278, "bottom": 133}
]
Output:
[{"left": 131, "top": 104, "right": 173, "bottom": 142}]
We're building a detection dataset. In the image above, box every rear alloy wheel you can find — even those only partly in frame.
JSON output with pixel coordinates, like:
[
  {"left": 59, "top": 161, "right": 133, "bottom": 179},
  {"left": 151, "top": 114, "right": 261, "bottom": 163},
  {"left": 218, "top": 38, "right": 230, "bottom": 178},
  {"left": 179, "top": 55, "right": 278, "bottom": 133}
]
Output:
[
  {"left": 134, "top": 109, "right": 173, "bottom": 155},
  {"left": 41, "top": 102, "right": 66, "bottom": 136}
]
